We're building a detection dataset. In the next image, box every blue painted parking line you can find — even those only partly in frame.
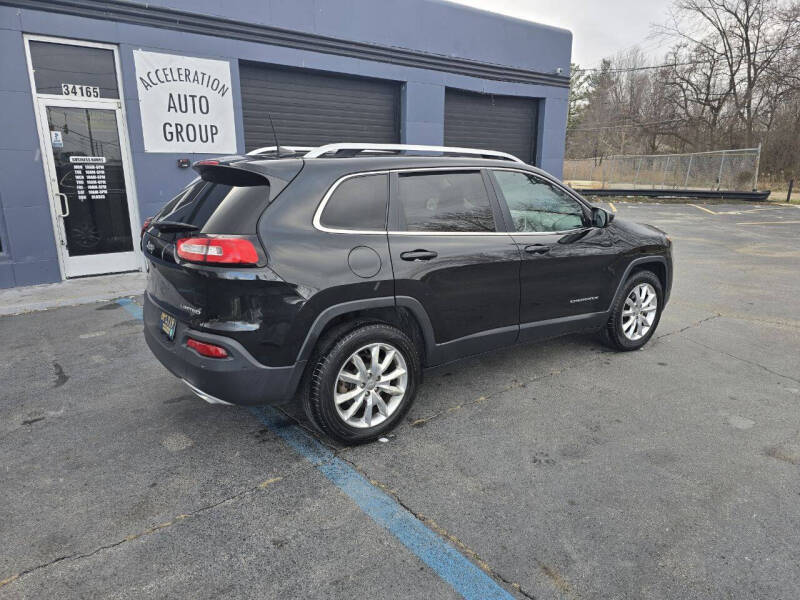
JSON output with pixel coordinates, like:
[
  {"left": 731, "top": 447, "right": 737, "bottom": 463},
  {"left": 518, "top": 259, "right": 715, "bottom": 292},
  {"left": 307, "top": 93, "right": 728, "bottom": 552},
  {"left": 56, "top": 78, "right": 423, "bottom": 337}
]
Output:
[
  {"left": 118, "top": 297, "right": 514, "bottom": 600},
  {"left": 116, "top": 297, "right": 143, "bottom": 320},
  {"left": 250, "top": 406, "right": 514, "bottom": 600}
]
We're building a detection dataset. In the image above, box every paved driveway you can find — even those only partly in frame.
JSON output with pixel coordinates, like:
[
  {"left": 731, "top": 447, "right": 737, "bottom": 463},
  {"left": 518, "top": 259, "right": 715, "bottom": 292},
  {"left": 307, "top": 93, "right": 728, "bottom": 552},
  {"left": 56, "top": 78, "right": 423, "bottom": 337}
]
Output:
[{"left": 2, "top": 202, "right": 799, "bottom": 599}]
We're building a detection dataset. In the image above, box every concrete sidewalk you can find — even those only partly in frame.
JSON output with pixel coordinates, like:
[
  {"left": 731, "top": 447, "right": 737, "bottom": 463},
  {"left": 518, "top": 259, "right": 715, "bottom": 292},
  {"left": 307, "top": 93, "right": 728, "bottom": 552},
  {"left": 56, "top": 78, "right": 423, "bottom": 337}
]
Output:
[{"left": 0, "top": 271, "right": 146, "bottom": 316}]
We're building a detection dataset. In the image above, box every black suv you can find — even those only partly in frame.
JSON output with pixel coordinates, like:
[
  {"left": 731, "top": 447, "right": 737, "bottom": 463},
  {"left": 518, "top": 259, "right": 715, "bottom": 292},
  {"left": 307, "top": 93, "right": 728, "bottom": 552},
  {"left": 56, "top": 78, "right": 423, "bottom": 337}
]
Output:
[{"left": 142, "top": 144, "right": 672, "bottom": 443}]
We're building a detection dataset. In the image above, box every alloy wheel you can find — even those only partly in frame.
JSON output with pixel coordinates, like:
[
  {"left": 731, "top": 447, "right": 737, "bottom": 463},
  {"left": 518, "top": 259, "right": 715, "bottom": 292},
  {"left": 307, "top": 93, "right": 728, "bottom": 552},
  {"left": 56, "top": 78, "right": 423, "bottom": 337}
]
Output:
[
  {"left": 622, "top": 282, "right": 658, "bottom": 341},
  {"left": 334, "top": 342, "right": 408, "bottom": 428}
]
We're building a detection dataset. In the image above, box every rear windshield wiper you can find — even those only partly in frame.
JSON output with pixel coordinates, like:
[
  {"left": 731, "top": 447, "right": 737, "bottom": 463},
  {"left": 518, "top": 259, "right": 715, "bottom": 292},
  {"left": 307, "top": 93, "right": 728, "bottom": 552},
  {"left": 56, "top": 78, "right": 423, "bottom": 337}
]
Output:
[{"left": 151, "top": 220, "right": 200, "bottom": 233}]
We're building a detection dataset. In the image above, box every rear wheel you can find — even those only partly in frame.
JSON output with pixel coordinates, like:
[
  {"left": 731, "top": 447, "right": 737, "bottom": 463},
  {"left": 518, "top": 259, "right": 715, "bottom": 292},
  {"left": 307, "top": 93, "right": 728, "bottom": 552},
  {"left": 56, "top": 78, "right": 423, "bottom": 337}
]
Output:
[
  {"left": 603, "top": 270, "right": 663, "bottom": 351},
  {"left": 304, "top": 323, "right": 420, "bottom": 443}
]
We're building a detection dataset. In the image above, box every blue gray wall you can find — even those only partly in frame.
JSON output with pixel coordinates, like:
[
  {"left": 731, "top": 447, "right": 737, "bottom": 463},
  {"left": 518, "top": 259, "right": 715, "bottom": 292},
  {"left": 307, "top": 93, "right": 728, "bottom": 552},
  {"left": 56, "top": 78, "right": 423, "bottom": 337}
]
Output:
[{"left": 0, "top": 1, "right": 571, "bottom": 288}]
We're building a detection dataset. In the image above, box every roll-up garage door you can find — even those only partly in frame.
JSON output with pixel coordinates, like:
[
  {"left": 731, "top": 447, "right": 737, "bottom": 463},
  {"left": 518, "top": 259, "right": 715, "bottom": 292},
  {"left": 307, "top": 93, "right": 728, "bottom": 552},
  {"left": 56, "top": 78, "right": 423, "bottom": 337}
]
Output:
[
  {"left": 444, "top": 89, "right": 539, "bottom": 164},
  {"left": 240, "top": 62, "right": 401, "bottom": 152}
]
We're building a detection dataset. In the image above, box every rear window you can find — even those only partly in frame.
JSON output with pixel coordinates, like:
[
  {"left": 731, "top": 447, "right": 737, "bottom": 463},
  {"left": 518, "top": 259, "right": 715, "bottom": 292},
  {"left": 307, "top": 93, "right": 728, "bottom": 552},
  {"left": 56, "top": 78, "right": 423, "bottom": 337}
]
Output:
[
  {"left": 320, "top": 174, "right": 388, "bottom": 231},
  {"left": 156, "top": 178, "right": 269, "bottom": 234},
  {"left": 397, "top": 171, "right": 496, "bottom": 232}
]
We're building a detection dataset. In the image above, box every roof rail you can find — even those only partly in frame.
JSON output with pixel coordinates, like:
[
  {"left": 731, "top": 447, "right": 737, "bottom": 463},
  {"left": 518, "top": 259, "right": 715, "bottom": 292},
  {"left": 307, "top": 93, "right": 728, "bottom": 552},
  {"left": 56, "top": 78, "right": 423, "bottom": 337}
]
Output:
[
  {"left": 303, "top": 143, "right": 524, "bottom": 163},
  {"left": 246, "top": 146, "right": 314, "bottom": 155}
]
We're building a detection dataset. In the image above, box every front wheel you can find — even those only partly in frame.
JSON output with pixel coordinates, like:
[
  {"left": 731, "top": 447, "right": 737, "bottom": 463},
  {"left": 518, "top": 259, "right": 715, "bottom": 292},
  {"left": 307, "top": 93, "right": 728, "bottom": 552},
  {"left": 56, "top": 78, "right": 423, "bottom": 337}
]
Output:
[
  {"left": 603, "top": 270, "right": 663, "bottom": 351},
  {"left": 304, "top": 323, "right": 421, "bottom": 444}
]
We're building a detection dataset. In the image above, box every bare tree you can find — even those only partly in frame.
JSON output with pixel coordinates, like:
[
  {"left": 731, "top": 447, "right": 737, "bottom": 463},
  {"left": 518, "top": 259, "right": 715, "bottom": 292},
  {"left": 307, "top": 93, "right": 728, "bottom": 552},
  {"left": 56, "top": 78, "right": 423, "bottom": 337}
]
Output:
[
  {"left": 662, "top": 0, "right": 800, "bottom": 147},
  {"left": 565, "top": 0, "right": 800, "bottom": 186}
]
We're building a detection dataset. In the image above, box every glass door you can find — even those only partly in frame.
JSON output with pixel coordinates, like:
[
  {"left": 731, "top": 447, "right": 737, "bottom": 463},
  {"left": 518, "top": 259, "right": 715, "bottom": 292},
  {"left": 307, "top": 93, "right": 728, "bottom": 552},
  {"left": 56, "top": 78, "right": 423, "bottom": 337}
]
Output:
[{"left": 38, "top": 100, "right": 140, "bottom": 278}]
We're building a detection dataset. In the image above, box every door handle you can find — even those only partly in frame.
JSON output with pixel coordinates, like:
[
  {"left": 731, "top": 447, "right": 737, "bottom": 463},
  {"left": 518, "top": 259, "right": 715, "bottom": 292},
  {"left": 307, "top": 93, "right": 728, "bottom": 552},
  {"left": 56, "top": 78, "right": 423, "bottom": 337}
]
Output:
[
  {"left": 56, "top": 193, "right": 70, "bottom": 218},
  {"left": 524, "top": 244, "right": 550, "bottom": 254},
  {"left": 400, "top": 249, "right": 438, "bottom": 262}
]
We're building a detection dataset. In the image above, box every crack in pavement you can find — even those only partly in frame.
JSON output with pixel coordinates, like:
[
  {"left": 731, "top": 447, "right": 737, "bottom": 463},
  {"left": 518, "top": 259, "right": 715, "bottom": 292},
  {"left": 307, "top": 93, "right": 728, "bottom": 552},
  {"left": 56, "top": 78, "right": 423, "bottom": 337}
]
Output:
[
  {"left": 656, "top": 313, "right": 722, "bottom": 339},
  {"left": 406, "top": 312, "right": 728, "bottom": 430},
  {"left": 0, "top": 475, "right": 288, "bottom": 590},
  {"left": 685, "top": 337, "right": 800, "bottom": 385},
  {"left": 671, "top": 301, "right": 800, "bottom": 330},
  {"left": 406, "top": 354, "right": 610, "bottom": 429}
]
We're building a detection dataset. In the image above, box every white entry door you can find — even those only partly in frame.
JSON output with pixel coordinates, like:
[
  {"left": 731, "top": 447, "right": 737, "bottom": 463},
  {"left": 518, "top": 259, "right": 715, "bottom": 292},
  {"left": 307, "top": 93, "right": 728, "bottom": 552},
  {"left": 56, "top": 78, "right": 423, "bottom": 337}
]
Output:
[{"left": 36, "top": 97, "right": 141, "bottom": 278}]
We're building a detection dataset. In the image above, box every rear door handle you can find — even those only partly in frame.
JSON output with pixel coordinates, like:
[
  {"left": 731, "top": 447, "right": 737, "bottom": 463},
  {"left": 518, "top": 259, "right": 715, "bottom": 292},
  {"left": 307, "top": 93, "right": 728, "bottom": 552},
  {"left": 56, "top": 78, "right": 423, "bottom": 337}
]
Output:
[
  {"left": 524, "top": 244, "right": 550, "bottom": 255},
  {"left": 400, "top": 249, "right": 438, "bottom": 262}
]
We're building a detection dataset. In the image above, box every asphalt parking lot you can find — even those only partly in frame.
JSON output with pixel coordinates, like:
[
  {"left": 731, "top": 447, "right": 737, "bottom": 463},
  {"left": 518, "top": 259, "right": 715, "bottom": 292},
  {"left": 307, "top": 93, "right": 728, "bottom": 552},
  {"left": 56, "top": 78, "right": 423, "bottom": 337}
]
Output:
[{"left": 2, "top": 201, "right": 799, "bottom": 599}]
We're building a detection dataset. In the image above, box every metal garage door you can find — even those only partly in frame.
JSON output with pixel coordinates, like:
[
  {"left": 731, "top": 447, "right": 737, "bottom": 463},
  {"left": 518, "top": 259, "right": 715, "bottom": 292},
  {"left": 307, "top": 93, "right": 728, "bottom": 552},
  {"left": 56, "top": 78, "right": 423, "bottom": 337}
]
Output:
[
  {"left": 240, "top": 62, "right": 400, "bottom": 152},
  {"left": 444, "top": 89, "right": 539, "bottom": 164}
]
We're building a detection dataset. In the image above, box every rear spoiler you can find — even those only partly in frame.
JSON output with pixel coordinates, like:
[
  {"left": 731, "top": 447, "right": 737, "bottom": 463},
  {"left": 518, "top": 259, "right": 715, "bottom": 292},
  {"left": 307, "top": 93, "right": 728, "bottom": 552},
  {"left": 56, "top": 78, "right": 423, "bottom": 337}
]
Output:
[{"left": 193, "top": 157, "right": 304, "bottom": 200}]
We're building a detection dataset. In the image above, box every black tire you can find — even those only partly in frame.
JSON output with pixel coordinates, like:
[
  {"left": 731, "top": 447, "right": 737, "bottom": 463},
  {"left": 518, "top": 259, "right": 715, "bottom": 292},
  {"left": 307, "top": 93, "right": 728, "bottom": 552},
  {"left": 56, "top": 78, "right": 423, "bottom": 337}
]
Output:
[
  {"left": 603, "top": 270, "right": 663, "bottom": 351},
  {"left": 304, "top": 323, "right": 421, "bottom": 444}
]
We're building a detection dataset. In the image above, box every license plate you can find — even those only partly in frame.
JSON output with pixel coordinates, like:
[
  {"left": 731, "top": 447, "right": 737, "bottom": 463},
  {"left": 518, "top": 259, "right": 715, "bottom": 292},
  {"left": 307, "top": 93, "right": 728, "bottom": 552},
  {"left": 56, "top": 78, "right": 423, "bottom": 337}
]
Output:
[{"left": 160, "top": 311, "right": 177, "bottom": 341}]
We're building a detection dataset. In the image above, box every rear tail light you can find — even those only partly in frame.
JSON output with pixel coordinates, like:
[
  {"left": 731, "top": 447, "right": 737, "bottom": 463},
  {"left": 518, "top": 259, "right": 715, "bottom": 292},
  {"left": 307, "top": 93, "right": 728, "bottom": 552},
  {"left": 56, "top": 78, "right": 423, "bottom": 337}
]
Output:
[
  {"left": 186, "top": 338, "right": 229, "bottom": 358},
  {"left": 176, "top": 237, "right": 259, "bottom": 265},
  {"left": 140, "top": 216, "right": 153, "bottom": 239}
]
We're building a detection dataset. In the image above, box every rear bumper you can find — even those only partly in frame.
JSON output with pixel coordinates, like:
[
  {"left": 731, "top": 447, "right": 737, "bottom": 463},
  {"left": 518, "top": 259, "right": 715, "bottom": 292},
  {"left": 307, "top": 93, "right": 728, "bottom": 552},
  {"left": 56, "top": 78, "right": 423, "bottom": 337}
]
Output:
[{"left": 143, "top": 293, "right": 305, "bottom": 406}]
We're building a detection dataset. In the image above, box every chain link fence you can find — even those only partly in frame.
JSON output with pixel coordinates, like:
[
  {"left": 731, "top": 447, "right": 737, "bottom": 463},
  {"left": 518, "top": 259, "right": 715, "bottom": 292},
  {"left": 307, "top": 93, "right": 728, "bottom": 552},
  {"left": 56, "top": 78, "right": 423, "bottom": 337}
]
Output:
[{"left": 563, "top": 148, "right": 761, "bottom": 192}]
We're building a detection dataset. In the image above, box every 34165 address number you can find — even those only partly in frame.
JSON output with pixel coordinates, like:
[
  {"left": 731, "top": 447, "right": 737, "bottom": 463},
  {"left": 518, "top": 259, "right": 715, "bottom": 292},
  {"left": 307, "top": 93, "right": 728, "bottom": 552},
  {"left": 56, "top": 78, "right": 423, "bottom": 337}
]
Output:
[{"left": 61, "top": 83, "right": 100, "bottom": 98}]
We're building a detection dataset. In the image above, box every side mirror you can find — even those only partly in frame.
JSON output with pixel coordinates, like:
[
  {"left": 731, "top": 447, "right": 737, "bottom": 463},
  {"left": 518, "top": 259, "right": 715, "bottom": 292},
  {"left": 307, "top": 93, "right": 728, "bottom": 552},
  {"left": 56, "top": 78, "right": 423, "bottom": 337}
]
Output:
[{"left": 591, "top": 206, "right": 614, "bottom": 228}]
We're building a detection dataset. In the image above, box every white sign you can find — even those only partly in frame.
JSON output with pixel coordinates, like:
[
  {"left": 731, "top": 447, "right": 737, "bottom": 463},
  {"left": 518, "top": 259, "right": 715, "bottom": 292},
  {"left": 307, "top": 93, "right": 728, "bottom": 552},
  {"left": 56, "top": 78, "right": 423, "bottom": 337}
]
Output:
[
  {"left": 69, "top": 156, "right": 107, "bottom": 164},
  {"left": 50, "top": 130, "right": 63, "bottom": 148},
  {"left": 133, "top": 50, "right": 236, "bottom": 154},
  {"left": 70, "top": 161, "right": 108, "bottom": 201}
]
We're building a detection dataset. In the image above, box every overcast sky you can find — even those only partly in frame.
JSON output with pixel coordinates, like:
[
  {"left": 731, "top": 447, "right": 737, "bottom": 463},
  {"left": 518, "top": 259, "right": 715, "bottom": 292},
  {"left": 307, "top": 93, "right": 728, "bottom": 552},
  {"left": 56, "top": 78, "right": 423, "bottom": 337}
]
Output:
[{"left": 448, "top": 0, "right": 674, "bottom": 68}]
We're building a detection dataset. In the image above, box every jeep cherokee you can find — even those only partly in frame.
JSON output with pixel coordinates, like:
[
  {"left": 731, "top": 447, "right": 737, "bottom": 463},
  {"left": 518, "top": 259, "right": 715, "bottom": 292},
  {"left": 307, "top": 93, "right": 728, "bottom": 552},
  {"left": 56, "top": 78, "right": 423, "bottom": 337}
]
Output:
[{"left": 142, "top": 144, "right": 672, "bottom": 443}]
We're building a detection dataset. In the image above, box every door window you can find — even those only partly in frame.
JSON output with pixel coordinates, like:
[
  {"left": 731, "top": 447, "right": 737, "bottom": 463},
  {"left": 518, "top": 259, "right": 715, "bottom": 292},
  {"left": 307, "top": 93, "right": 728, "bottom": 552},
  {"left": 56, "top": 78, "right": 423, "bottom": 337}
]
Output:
[
  {"left": 492, "top": 170, "right": 585, "bottom": 233},
  {"left": 396, "top": 171, "right": 496, "bottom": 232},
  {"left": 47, "top": 106, "right": 133, "bottom": 256},
  {"left": 320, "top": 174, "right": 388, "bottom": 231}
]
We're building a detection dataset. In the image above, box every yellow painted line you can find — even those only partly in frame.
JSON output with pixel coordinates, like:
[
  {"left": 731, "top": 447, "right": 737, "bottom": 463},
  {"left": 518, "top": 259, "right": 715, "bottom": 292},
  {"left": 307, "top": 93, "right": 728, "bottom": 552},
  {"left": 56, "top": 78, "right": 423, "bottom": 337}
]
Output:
[
  {"left": 258, "top": 476, "right": 283, "bottom": 489},
  {"left": 607, "top": 201, "right": 617, "bottom": 212},
  {"left": 736, "top": 220, "right": 800, "bottom": 225},
  {"left": 688, "top": 204, "right": 717, "bottom": 215},
  {"left": 719, "top": 207, "right": 782, "bottom": 214}
]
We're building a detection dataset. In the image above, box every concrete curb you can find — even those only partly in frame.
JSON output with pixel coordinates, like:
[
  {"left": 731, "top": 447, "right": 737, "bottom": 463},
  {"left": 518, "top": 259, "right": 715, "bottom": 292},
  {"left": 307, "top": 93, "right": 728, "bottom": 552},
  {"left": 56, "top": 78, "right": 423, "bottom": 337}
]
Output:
[{"left": 0, "top": 272, "right": 146, "bottom": 316}]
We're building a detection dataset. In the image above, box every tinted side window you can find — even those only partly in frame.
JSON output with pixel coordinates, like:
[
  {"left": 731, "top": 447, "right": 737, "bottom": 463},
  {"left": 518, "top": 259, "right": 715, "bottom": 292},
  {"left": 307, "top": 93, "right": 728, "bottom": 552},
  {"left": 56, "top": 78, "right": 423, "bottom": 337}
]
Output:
[
  {"left": 320, "top": 174, "right": 388, "bottom": 230},
  {"left": 492, "top": 171, "right": 585, "bottom": 233},
  {"left": 397, "top": 171, "right": 496, "bottom": 232}
]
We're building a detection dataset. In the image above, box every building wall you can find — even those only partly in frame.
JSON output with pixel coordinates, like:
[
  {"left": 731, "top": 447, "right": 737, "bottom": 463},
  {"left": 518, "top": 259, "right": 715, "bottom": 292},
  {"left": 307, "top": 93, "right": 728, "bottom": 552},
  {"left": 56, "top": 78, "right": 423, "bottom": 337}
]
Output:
[{"left": 0, "top": 1, "right": 571, "bottom": 288}]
